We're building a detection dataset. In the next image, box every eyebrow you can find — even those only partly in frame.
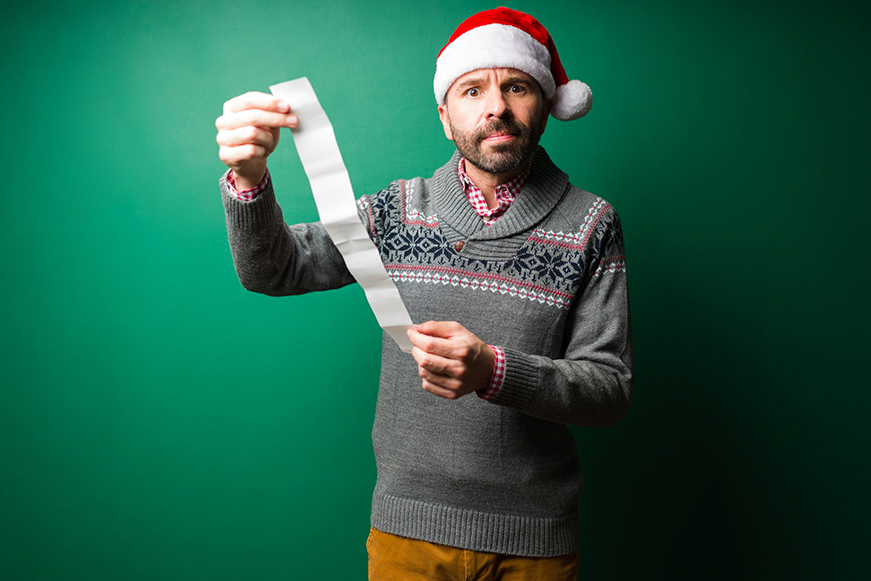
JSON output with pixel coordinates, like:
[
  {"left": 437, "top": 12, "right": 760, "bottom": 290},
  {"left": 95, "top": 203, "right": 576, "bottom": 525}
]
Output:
[
  {"left": 453, "top": 75, "right": 536, "bottom": 93},
  {"left": 503, "top": 76, "right": 533, "bottom": 87},
  {"left": 454, "top": 76, "right": 489, "bottom": 92}
]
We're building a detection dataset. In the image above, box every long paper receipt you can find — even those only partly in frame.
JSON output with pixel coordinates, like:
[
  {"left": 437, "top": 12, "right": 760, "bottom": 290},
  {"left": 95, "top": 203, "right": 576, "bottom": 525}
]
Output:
[{"left": 270, "top": 77, "right": 414, "bottom": 353}]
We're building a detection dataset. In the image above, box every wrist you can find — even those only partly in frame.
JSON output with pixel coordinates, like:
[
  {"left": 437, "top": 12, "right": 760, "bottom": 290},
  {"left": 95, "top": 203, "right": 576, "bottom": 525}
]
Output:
[
  {"left": 231, "top": 167, "right": 267, "bottom": 191},
  {"left": 227, "top": 169, "right": 270, "bottom": 202}
]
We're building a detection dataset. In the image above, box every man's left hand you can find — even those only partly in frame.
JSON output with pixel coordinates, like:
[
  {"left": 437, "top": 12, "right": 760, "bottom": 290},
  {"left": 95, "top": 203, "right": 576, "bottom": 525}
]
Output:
[{"left": 407, "top": 321, "right": 495, "bottom": 400}]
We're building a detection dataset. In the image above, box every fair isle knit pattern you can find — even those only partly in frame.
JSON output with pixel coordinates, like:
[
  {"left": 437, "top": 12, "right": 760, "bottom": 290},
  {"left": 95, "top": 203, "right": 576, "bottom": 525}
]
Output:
[
  {"left": 365, "top": 178, "right": 624, "bottom": 311},
  {"left": 220, "top": 146, "right": 632, "bottom": 557}
]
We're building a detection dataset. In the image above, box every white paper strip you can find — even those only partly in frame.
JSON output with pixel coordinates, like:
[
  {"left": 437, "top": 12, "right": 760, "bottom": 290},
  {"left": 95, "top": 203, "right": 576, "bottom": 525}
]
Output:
[{"left": 270, "top": 77, "right": 414, "bottom": 353}]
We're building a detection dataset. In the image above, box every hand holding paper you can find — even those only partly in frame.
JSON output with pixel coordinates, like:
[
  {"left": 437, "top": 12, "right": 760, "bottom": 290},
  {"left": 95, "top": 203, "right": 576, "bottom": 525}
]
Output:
[
  {"left": 408, "top": 321, "right": 495, "bottom": 400},
  {"left": 215, "top": 91, "right": 297, "bottom": 189}
]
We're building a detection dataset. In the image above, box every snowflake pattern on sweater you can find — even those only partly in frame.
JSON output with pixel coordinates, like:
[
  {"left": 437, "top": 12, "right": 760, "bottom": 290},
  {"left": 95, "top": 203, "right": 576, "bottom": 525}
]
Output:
[{"left": 358, "top": 176, "right": 626, "bottom": 311}]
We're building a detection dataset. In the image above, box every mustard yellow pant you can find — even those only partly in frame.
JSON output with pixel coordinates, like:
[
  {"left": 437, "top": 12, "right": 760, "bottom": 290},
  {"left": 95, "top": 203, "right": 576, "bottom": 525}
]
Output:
[{"left": 367, "top": 527, "right": 579, "bottom": 581}]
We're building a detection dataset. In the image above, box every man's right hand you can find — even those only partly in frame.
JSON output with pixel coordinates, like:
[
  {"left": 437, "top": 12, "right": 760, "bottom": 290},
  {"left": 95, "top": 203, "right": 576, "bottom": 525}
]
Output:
[{"left": 215, "top": 92, "right": 299, "bottom": 190}]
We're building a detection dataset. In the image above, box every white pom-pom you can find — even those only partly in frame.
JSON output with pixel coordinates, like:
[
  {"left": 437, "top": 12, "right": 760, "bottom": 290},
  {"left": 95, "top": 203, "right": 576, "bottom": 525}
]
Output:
[{"left": 551, "top": 80, "right": 592, "bottom": 121}]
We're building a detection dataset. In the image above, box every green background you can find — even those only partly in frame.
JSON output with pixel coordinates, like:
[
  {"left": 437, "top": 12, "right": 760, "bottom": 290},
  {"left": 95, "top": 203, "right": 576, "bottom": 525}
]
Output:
[{"left": 2, "top": 0, "right": 868, "bottom": 579}]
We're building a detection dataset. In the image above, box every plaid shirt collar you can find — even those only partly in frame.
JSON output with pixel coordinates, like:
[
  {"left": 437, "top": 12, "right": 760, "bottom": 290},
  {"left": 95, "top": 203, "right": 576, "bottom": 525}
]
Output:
[{"left": 458, "top": 157, "right": 532, "bottom": 225}]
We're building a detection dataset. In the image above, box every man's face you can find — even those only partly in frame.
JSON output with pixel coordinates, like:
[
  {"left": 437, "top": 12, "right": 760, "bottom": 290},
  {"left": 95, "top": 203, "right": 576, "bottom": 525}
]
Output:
[{"left": 438, "top": 68, "right": 552, "bottom": 175}]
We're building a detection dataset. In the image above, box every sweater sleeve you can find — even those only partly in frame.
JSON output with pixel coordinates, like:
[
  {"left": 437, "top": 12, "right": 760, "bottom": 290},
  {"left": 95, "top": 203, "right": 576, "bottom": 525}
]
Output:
[
  {"left": 488, "top": 209, "right": 633, "bottom": 428},
  {"left": 220, "top": 171, "right": 356, "bottom": 295}
]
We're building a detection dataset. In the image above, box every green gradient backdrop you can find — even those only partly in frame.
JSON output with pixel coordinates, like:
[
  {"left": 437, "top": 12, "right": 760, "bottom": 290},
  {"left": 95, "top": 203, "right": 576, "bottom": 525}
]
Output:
[{"left": 1, "top": 0, "right": 868, "bottom": 579}]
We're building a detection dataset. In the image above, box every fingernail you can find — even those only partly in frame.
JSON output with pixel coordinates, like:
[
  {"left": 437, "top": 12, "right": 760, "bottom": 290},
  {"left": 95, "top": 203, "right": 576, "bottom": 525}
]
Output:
[
  {"left": 278, "top": 101, "right": 290, "bottom": 111},
  {"left": 286, "top": 115, "right": 298, "bottom": 127}
]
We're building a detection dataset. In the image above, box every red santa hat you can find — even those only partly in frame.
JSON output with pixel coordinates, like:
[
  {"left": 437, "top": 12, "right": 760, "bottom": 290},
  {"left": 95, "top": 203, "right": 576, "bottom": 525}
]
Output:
[{"left": 434, "top": 7, "right": 592, "bottom": 121}]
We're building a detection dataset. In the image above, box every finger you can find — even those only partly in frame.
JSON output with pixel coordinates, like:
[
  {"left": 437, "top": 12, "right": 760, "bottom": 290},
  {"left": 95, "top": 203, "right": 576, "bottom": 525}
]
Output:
[
  {"left": 410, "top": 332, "right": 476, "bottom": 364},
  {"left": 421, "top": 378, "right": 463, "bottom": 400},
  {"left": 412, "top": 350, "right": 461, "bottom": 384},
  {"left": 216, "top": 125, "right": 278, "bottom": 149},
  {"left": 218, "top": 143, "right": 268, "bottom": 167},
  {"left": 222, "top": 91, "right": 290, "bottom": 115},
  {"left": 418, "top": 365, "right": 462, "bottom": 390},
  {"left": 411, "top": 321, "right": 480, "bottom": 360},
  {"left": 414, "top": 320, "right": 463, "bottom": 338},
  {"left": 216, "top": 109, "right": 296, "bottom": 131},
  {"left": 410, "top": 345, "right": 461, "bottom": 375},
  {"left": 408, "top": 327, "right": 461, "bottom": 358}
]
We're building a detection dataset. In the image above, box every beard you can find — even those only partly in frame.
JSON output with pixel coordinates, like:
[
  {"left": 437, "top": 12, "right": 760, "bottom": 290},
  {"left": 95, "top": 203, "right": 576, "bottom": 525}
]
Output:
[{"left": 449, "top": 114, "right": 544, "bottom": 175}]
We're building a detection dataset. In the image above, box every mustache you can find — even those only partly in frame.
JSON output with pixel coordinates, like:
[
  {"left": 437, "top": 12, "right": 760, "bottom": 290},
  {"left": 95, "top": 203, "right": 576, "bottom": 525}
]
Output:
[{"left": 472, "top": 119, "right": 529, "bottom": 142}]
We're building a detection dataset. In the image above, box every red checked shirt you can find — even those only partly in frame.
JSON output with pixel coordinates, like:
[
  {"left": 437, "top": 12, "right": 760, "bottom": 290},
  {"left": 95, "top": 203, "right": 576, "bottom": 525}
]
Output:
[
  {"left": 226, "top": 157, "right": 532, "bottom": 400},
  {"left": 456, "top": 157, "right": 530, "bottom": 226},
  {"left": 225, "top": 169, "right": 271, "bottom": 201}
]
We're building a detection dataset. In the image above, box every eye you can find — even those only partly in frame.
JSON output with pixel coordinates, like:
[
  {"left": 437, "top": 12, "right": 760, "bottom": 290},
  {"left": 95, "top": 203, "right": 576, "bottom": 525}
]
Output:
[
  {"left": 508, "top": 84, "right": 526, "bottom": 94},
  {"left": 465, "top": 87, "right": 481, "bottom": 97}
]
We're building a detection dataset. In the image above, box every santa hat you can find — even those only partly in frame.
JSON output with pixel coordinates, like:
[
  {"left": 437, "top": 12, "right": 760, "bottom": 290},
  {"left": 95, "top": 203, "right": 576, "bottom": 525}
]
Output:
[{"left": 434, "top": 7, "right": 592, "bottom": 121}]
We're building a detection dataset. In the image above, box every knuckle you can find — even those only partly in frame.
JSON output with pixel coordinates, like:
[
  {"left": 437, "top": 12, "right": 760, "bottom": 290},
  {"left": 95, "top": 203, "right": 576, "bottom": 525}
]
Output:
[
  {"left": 238, "top": 144, "right": 257, "bottom": 159},
  {"left": 237, "top": 92, "right": 257, "bottom": 108},
  {"left": 216, "top": 130, "right": 233, "bottom": 147}
]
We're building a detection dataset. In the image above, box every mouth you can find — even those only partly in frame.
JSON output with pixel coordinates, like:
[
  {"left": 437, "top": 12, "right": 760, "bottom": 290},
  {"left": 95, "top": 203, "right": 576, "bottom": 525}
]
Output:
[{"left": 481, "top": 132, "right": 516, "bottom": 143}]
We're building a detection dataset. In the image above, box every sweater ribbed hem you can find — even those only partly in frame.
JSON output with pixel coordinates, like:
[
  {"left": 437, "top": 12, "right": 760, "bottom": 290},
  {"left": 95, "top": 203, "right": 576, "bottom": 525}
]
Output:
[
  {"left": 371, "top": 492, "right": 579, "bottom": 557},
  {"left": 220, "top": 171, "right": 279, "bottom": 231},
  {"left": 491, "top": 346, "right": 540, "bottom": 411}
]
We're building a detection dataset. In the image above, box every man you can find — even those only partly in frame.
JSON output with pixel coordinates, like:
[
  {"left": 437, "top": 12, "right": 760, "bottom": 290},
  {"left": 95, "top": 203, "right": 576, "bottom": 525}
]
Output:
[{"left": 215, "top": 7, "right": 631, "bottom": 580}]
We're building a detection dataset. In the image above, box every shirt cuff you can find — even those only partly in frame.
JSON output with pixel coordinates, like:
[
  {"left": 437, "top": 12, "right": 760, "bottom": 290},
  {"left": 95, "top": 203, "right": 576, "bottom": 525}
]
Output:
[
  {"left": 226, "top": 169, "right": 270, "bottom": 201},
  {"left": 476, "top": 345, "right": 505, "bottom": 401}
]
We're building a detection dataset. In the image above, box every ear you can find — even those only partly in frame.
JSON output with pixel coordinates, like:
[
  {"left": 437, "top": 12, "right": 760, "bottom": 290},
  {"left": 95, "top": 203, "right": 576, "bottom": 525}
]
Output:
[
  {"left": 437, "top": 104, "right": 454, "bottom": 141},
  {"left": 540, "top": 98, "right": 553, "bottom": 135}
]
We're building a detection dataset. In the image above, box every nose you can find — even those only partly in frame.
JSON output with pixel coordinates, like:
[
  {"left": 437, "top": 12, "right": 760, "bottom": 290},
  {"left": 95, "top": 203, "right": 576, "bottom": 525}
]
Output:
[{"left": 486, "top": 90, "right": 509, "bottom": 118}]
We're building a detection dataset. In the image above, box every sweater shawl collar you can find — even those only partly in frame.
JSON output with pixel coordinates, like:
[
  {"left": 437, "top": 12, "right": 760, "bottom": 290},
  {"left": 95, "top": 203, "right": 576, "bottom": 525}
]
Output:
[{"left": 430, "top": 146, "right": 570, "bottom": 240}]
